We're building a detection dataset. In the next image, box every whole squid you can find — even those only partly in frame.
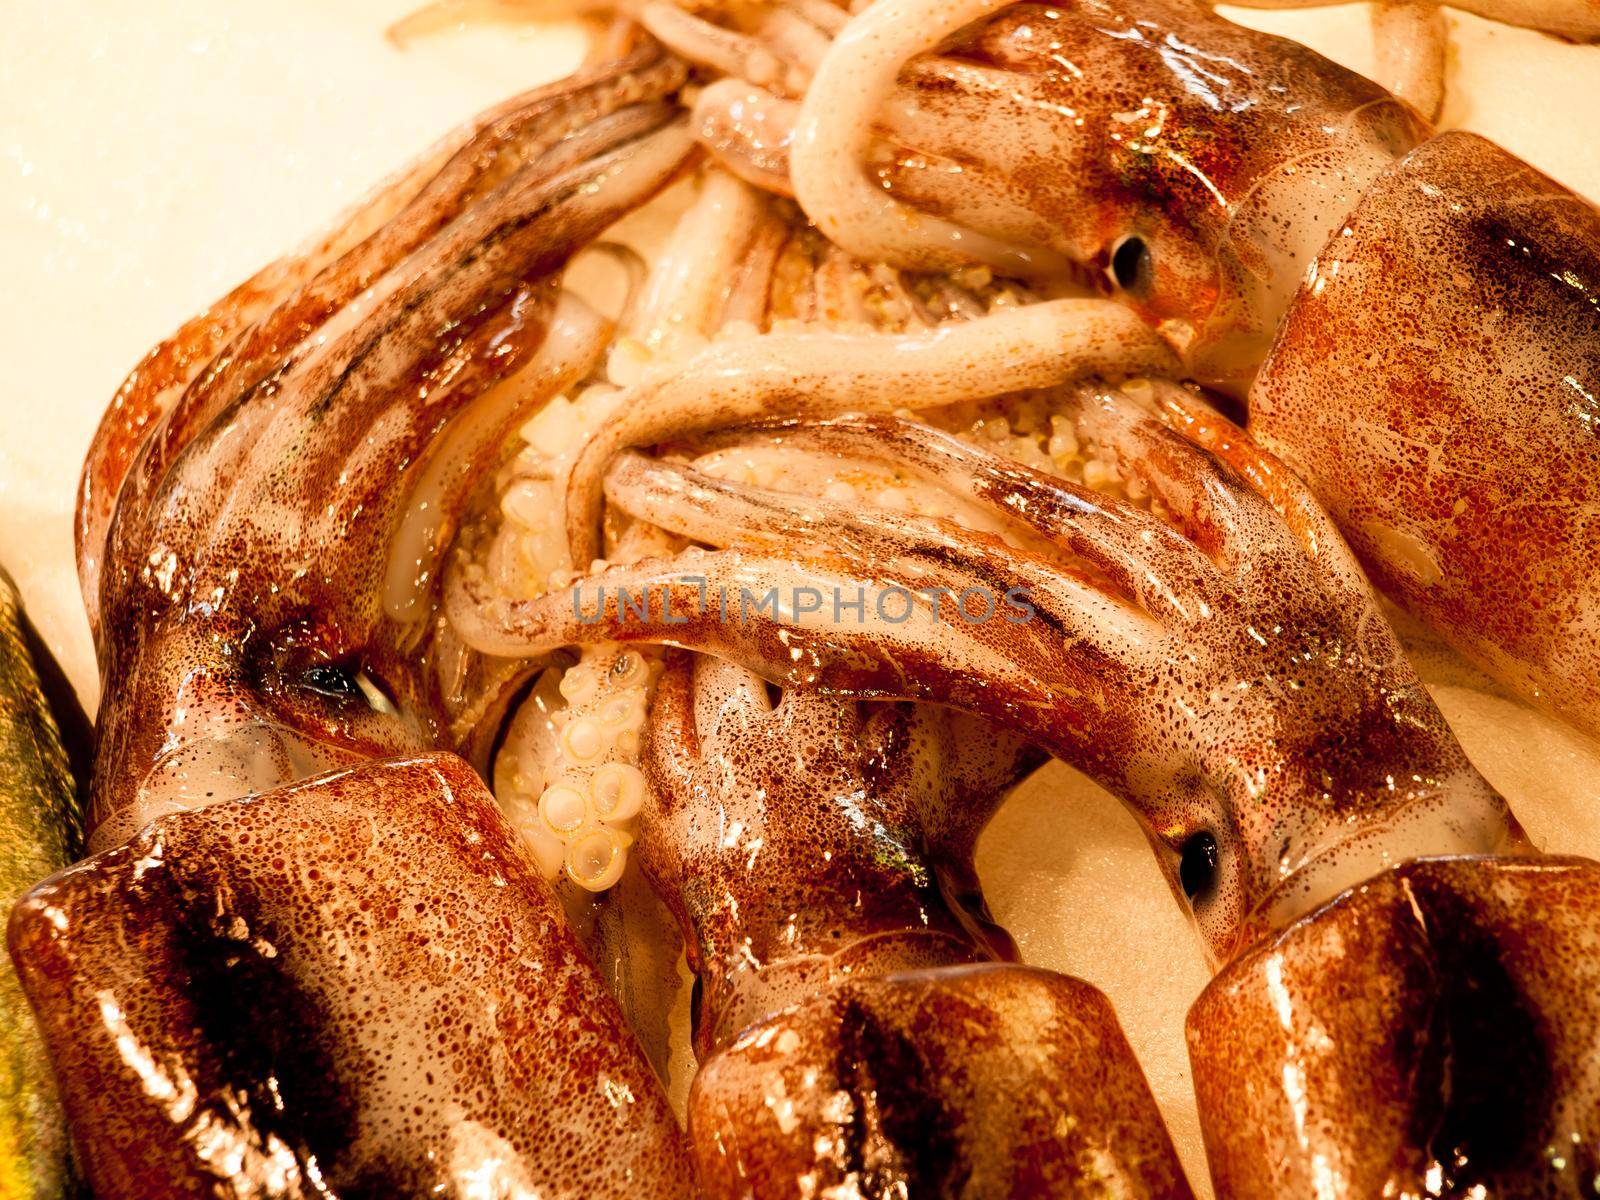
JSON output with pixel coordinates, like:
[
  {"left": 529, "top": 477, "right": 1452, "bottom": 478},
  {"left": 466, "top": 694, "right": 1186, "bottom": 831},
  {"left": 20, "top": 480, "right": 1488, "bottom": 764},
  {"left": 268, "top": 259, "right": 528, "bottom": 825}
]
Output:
[
  {"left": 475, "top": 381, "right": 1600, "bottom": 1195},
  {"left": 39, "top": 4, "right": 1600, "bottom": 1196},
  {"left": 641, "top": 650, "right": 1193, "bottom": 1198},
  {"left": 21, "top": 49, "right": 702, "bottom": 1199},
  {"left": 670, "top": 0, "right": 1600, "bottom": 739}
]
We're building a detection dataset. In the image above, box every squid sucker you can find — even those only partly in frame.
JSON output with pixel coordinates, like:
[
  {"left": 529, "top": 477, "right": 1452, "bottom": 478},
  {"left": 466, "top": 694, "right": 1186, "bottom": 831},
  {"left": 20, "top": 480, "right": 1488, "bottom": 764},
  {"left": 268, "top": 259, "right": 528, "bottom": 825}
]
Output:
[{"left": 10, "top": 1, "right": 1600, "bottom": 1198}]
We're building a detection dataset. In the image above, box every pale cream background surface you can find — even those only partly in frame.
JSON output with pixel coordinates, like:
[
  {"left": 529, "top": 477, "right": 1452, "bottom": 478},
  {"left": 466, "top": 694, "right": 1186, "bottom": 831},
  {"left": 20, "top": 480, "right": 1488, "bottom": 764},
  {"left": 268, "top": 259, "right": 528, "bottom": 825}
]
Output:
[{"left": 3, "top": 4, "right": 1599, "bottom": 1193}]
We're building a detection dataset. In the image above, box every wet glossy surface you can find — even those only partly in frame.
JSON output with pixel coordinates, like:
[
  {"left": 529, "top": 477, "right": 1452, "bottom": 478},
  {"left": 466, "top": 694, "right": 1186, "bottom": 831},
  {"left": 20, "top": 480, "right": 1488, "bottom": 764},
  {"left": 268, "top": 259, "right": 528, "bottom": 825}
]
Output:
[
  {"left": 9, "top": 753, "right": 694, "bottom": 1199},
  {"left": 495, "top": 393, "right": 1530, "bottom": 964},
  {"left": 885, "top": 0, "right": 1430, "bottom": 386},
  {"left": 1253, "top": 131, "right": 1600, "bottom": 742},
  {"left": 1190, "top": 854, "right": 1600, "bottom": 1199},
  {"left": 9, "top": 4, "right": 1600, "bottom": 1196},
  {"left": 645, "top": 654, "right": 1193, "bottom": 1197},
  {"left": 80, "top": 60, "right": 691, "bottom": 853}
]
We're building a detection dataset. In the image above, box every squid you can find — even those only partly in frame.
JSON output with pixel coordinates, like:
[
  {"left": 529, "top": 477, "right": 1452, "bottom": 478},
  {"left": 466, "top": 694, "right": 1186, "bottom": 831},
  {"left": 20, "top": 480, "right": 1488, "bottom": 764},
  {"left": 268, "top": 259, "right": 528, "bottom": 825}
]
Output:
[
  {"left": 8, "top": 753, "right": 695, "bottom": 1198},
  {"left": 465, "top": 382, "right": 1600, "bottom": 1194},
  {"left": 78, "top": 51, "right": 694, "bottom": 853},
  {"left": 635, "top": 0, "right": 1600, "bottom": 742},
  {"left": 641, "top": 652, "right": 1194, "bottom": 1197},
  {"left": 15, "top": 54, "right": 701, "bottom": 1198},
  {"left": 27, "top": 2, "right": 1600, "bottom": 1194}
]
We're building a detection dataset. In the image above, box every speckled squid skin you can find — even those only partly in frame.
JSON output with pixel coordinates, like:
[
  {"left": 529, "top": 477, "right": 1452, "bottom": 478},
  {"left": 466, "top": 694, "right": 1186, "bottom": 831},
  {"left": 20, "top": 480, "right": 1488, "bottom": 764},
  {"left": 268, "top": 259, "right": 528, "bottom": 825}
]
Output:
[
  {"left": 851, "top": 0, "right": 1429, "bottom": 387},
  {"left": 494, "top": 397, "right": 1528, "bottom": 965},
  {"left": 642, "top": 655, "right": 1036, "bottom": 1053},
  {"left": 82, "top": 67, "right": 692, "bottom": 853},
  {"left": 691, "top": 965, "right": 1196, "bottom": 1200},
  {"left": 499, "top": 398, "right": 1600, "bottom": 1191},
  {"left": 1251, "top": 131, "right": 1600, "bottom": 741},
  {"left": 1187, "top": 855, "right": 1600, "bottom": 1199},
  {"left": 75, "top": 46, "right": 685, "bottom": 641},
  {"left": 916, "top": 0, "right": 1600, "bottom": 745},
  {"left": 692, "top": 0, "right": 1600, "bottom": 736},
  {"left": 8, "top": 752, "right": 695, "bottom": 1200},
  {"left": 640, "top": 653, "right": 1194, "bottom": 1198}
]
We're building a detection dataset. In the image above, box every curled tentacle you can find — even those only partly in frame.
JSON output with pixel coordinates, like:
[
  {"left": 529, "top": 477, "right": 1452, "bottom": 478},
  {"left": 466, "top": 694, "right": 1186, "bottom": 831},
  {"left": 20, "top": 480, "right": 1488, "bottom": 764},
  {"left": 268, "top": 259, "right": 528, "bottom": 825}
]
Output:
[
  {"left": 383, "top": 287, "right": 615, "bottom": 626},
  {"left": 492, "top": 643, "right": 660, "bottom": 890},
  {"left": 790, "top": 0, "right": 1073, "bottom": 278},
  {"left": 667, "top": 0, "right": 1600, "bottom": 736},
  {"left": 479, "top": 392, "right": 1525, "bottom": 963},
  {"left": 641, "top": 654, "right": 1194, "bottom": 1197},
  {"left": 561, "top": 298, "right": 1178, "bottom": 563},
  {"left": 88, "top": 97, "right": 695, "bottom": 851},
  {"left": 8, "top": 753, "right": 694, "bottom": 1198},
  {"left": 690, "top": 0, "right": 1430, "bottom": 388},
  {"left": 706, "top": 411, "right": 1225, "bottom": 625}
]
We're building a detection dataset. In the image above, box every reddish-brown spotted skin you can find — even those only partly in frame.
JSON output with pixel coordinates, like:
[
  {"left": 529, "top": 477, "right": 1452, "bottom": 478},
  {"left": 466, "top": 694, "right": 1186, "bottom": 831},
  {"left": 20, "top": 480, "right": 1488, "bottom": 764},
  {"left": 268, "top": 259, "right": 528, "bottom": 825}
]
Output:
[
  {"left": 918, "top": 0, "right": 1600, "bottom": 742},
  {"left": 494, "top": 401, "right": 1600, "bottom": 1192},
  {"left": 79, "top": 264, "right": 302, "bottom": 638},
  {"left": 71, "top": 48, "right": 678, "bottom": 638},
  {"left": 695, "top": 0, "right": 1599, "bottom": 737},
  {"left": 1252, "top": 132, "right": 1600, "bottom": 741},
  {"left": 84, "top": 65, "right": 693, "bottom": 853},
  {"left": 1188, "top": 855, "right": 1600, "bottom": 1199},
  {"left": 916, "top": 0, "right": 1428, "bottom": 387},
  {"left": 642, "top": 655, "right": 1193, "bottom": 1199},
  {"left": 8, "top": 753, "right": 695, "bottom": 1199},
  {"left": 91, "top": 46, "right": 685, "bottom": 648},
  {"left": 726, "top": 0, "right": 1429, "bottom": 388},
  {"left": 692, "top": 966, "right": 1196, "bottom": 1200},
  {"left": 484, "top": 399, "right": 1527, "bottom": 965}
]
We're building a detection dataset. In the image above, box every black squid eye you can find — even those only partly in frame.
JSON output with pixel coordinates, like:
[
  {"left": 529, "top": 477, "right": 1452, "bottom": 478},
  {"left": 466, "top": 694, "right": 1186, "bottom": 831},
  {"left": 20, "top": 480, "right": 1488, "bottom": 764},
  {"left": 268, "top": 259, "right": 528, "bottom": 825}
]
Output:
[
  {"left": 301, "top": 662, "right": 362, "bottom": 701},
  {"left": 1111, "top": 235, "right": 1153, "bottom": 294},
  {"left": 1178, "top": 830, "right": 1218, "bottom": 902}
]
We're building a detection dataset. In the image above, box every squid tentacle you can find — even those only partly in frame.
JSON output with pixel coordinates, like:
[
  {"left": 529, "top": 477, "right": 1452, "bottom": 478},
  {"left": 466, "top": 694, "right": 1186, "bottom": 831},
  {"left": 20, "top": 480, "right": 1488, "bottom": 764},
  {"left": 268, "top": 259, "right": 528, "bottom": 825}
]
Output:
[
  {"left": 703, "top": 409, "right": 1227, "bottom": 625},
  {"left": 1371, "top": 0, "right": 1447, "bottom": 120},
  {"left": 447, "top": 536, "right": 1145, "bottom": 757},
  {"left": 484, "top": 401, "right": 1523, "bottom": 963},
  {"left": 597, "top": 448, "right": 1165, "bottom": 659},
  {"left": 790, "top": 0, "right": 1070, "bottom": 276},
  {"left": 84, "top": 45, "right": 687, "bottom": 638},
  {"left": 561, "top": 297, "right": 1178, "bottom": 563}
]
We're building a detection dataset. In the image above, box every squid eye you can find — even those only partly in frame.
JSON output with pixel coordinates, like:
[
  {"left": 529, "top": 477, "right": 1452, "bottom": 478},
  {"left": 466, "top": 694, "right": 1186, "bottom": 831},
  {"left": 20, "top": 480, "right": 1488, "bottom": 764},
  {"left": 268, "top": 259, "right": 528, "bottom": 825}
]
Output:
[
  {"left": 301, "top": 662, "right": 361, "bottom": 700},
  {"left": 301, "top": 662, "right": 398, "bottom": 715},
  {"left": 1110, "top": 235, "right": 1152, "bottom": 294},
  {"left": 1178, "top": 830, "right": 1218, "bottom": 902}
]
